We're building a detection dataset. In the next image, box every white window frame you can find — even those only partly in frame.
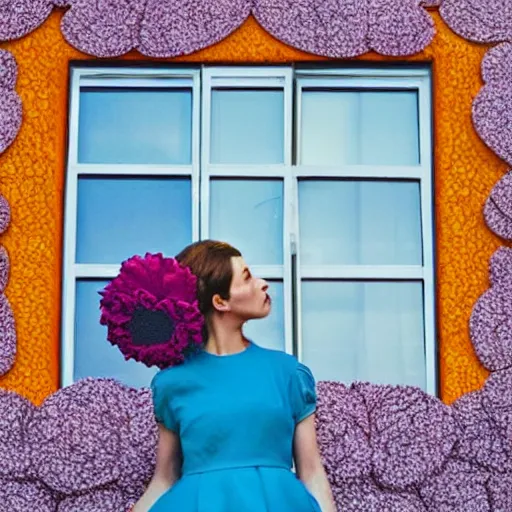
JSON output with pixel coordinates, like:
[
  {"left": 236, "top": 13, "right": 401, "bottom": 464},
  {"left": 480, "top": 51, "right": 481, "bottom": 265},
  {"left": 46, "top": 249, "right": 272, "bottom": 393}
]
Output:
[
  {"left": 62, "top": 65, "right": 436, "bottom": 395},
  {"left": 200, "top": 67, "right": 295, "bottom": 355},
  {"left": 293, "top": 67, "right": 436, "bottom": 395},
  {"left": 61, "top": 67, "right": 201, "bottom": 387}
]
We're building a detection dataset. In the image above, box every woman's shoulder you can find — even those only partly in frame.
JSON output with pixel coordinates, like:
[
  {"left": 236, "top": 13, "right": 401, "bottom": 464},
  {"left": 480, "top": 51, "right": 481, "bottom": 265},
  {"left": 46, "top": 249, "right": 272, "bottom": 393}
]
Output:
[
  {"left": 252, "top": 343, "right": 301, "bottom": 372},
  {"left": 254, "top": 344, "right": 315, "bottom": 381},
  {"left": 150, "top": 357, "right": 199, "bottom": 395}
]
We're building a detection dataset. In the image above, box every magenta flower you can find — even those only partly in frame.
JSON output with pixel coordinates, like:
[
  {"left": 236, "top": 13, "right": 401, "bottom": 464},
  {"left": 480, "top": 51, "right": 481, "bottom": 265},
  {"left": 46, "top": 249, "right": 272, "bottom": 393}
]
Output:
[{"left": 99, "top": 253, "right": 204, "bottom": 369}]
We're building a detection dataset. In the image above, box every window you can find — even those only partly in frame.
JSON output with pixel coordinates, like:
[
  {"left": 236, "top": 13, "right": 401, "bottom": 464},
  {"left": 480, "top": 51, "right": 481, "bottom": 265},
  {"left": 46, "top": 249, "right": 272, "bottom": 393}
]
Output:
[{"left": 63, "top": 65, "right": 435, "bottom": 394}]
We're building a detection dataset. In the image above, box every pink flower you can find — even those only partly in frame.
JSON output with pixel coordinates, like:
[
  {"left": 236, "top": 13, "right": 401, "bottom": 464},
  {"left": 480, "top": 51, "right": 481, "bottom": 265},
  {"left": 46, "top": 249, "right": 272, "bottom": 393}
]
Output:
[{"left": 100, "top": 253, "right": 204, "bottom": 369}]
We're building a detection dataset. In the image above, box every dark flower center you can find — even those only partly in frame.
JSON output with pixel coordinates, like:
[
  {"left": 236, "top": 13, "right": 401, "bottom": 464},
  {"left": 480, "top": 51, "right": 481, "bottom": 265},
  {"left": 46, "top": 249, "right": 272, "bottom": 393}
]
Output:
[{"left": 129, "top": 307, "right": 175, "bottom": 346}]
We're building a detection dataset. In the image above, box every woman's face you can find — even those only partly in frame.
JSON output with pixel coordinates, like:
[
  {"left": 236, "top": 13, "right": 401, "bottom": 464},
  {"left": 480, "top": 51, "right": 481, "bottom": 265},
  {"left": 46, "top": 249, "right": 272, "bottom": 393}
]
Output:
[{"left": 223, "top": 256, "right": 271, "bottom": 321}]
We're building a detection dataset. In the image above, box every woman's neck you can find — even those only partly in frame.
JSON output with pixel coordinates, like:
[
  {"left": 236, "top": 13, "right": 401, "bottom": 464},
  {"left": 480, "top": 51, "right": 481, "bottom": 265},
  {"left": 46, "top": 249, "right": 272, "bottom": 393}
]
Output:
[{"left": 204, "top": 318, "right": 248, "bottom": 356}]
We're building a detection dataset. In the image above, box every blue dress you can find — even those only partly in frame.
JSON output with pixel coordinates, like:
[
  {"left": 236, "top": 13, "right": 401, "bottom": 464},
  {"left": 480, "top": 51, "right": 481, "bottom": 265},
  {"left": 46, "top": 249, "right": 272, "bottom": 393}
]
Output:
[{"left": 149, "top": 341, "right": 321, "bottom": 512}]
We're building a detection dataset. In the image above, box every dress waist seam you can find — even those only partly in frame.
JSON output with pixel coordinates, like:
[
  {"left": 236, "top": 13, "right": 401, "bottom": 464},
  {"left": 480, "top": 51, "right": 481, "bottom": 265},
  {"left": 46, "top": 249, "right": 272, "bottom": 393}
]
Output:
[{"left": 182, "top": 464, "right": 291, "bottom": 477}]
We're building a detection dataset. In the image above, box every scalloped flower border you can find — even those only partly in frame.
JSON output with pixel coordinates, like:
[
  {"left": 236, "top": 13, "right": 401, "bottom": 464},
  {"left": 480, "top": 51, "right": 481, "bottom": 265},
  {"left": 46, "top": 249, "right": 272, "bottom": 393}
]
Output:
[
  {"left": 0, "top": 49, "right": 18, "bottom": 375},
  {"left": 1, "top": 0, "right": 512, "bottom": 509},
  {"left": 0, "top": 1, "right": 438, "bottom": 59}
]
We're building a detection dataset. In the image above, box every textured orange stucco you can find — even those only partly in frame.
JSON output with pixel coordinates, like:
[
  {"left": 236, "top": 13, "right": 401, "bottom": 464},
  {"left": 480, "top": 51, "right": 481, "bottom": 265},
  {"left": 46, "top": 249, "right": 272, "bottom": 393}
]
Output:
[{"left": 0, "top": 11, "right": 506, "bottom": 405}]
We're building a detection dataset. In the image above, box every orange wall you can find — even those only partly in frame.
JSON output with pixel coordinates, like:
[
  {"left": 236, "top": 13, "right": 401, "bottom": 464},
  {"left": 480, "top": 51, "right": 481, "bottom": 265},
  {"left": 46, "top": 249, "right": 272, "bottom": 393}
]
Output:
[{"left": 0, "top": 11, "right": 506, "bottom": 405}]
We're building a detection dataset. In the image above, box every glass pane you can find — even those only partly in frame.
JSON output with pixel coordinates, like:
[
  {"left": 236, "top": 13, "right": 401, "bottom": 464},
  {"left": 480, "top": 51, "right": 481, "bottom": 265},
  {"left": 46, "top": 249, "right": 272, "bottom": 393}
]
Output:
[
  {"left": 74, "top": 280, "right": 157, "bottom": 388},
  {"left": 301, "top": 281, "right": 426, "bottom": 389},
  {"left": 76, "top": 177, "right": 192, "bottom": 264},
  {"left": 244, "top": 280, "right": 285, "bottom": 352},
  {"left": 210, "top": 179, "right": 283, "bottom": 265},
  {"left": 210, "top": 89, "right": 284, "bottom": 164},
  {"left": 78, "top": 87, "right": 192, "bottom": 164},
  {"left": 301, "top": 90, "right": 419, "bottom": 166},
  {"left": 299, "top": 180, "right": 422, "bottom": 265}
]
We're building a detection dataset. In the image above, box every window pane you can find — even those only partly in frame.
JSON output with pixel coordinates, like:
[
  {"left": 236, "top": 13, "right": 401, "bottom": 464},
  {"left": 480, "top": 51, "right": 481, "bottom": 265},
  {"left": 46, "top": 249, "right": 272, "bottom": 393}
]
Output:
[
  {"left": 210, "top": 179, "right": 283, "bottom": 265},
  {"left": 74, "top": 280, "right": 157, "bottom": 387},
  {"left": 244, "top": 280, "right": 284, "bottom": 352},
  {"left": 299, "top": 180, "right": 422, "bottom": 265},
  {"left": 301, "top": 90, "right": 419, "bottom": 166},
  {"left": 76, "top": 176, "right": 192, "bottom": 264},
  {"left": 78, "top": 87, "right": 192, "bottom": 164},
  {"left": 210, "top": 89, "right": 284, "bottom": 164},
  {"left": 301, "top": 281, "right": 426, "bottom": 389}
]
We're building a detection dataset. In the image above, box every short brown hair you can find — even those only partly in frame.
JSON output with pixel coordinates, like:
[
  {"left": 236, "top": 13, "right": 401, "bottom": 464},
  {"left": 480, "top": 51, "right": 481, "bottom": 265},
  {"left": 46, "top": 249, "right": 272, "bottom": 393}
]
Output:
[{"left": 176, "top": 240, "right": 241, "bottom": 318}]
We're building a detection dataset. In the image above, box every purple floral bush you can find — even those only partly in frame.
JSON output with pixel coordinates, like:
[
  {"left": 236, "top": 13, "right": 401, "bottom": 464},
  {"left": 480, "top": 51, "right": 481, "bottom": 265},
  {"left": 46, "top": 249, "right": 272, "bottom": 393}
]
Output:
[
  {"left": 0, "top": 379, "right": 155, "bottom": 511},
  {"left": 3, "top": 239, "right": 504, "bottom": 511},
  {"left": 0, "top": 0, "right": 56, "bottom": 41},
  {"left": 254, "top": 0, "right": 436, "bottom": 58},
  {"left": 419, "top": 459, "right": 490, "bottom": 512},
  {"left": 0, "top": 243, "right": 511, "bottom": 512},
  {"left": 356, "top": 382, "right": 459, "bottom": 489},
  {"left": 0, "top": 0, "right": 437, "bottom": 58},
  {"left": 136, "top": 0, "right": 253, "bottom": 58},
  {"left": 472, "top": 43, "right": 512, "bottom": 172},
  {"left": 26, "top": 379, "right": 157, "bottom": 496},
  {"left": 1, "top": 346, "right": 511, "bottom": 511},
  {"left": 484, "top": 171, "right": 512, "bottom": 240},
  {"left": 0, "top": 246, "right": 10, "bottom": 294},
  {"left": 470, "top": 247, "right": 512, "bottom": 371},
  {"left": 0, "top": 50, "right": 22, "bottom": 156},
  {"left": 440, "top": 0, "right": 512, "bottom": 44},
  {"left": 440, "top": 2, "right": 512, "bottom": 242},
  {"left": 0, "top": 52, "right": 17, "bottom": 374},
  {"left": 0, "top": 294, "right": 16, "bottom": 376},
  {"left": 0, "top": 390, "right": 33, "bottom": 480},
  {"left": 0, "top": 480, "right": 57, "bottom": 512},
  {"left": 57, "top": 487, "right": 131, "bottom": 512},
  {"left": 317, "top": 366, "right": 512, "bottom": 511},
  {"left": 0, "top": 190, "right": 15, "bottom": 376}
]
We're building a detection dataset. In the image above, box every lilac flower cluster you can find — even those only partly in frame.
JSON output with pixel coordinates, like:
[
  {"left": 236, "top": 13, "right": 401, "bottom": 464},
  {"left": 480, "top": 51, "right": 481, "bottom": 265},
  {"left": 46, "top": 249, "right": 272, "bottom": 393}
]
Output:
[
  {"left": 0, "top": 50, "right": 22, "bottom": 156},
  {"left": 440, "top": 2, "right": 512, "bottom": 240},
  {"left": 314, "top": 246, "right": 512, "bottom": 510},
  {"left": 0, "top": 358, "right": 509, "bottom": 510},
  {"left": 470, "top": 247, "right": 512, "bottom": 371},
  {"left": 254, "top": 0, "right": 436, "bottom": 58},
  {"left": 485, "top": 170, "right": 512, "bottom": 240},
  {"left": 0, "top": 188, "right": 15, "bottom": 375},
  {"left": 479, "top": 45, "right": 512, "bottom": 238},
  {"left": 317, "top": 376, "right": 511, "bottom": 510},
  {"left": 0, "top": 0, "right": 56, "bottom": 40},
  {"left": 440, "top": 0, "right": 512, "bottom": 44},
  {"left": 473, "top": 43, "right": 512, "bottom": 179},
  {"left": 0, "top": 0, "right": 436, "bottom": 58},
  {"left": 0, "top": 379, "right": 156, "bottom": 511}
]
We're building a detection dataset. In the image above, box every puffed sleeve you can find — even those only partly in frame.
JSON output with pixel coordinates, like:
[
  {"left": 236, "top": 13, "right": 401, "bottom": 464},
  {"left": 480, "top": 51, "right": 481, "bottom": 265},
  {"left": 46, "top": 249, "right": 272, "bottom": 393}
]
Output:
[
  {"left": 150, "top": 371, "right": 178, "bottom": 433},
  {"left": 290, "top": 362, "right": 317, "bottom": 424}
]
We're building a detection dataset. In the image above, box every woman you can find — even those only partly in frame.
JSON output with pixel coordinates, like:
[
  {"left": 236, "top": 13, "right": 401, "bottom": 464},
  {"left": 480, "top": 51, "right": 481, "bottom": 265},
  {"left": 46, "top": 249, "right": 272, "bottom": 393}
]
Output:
[{"left": 133, "top": 240, "right": 336, "bottom": 511}]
